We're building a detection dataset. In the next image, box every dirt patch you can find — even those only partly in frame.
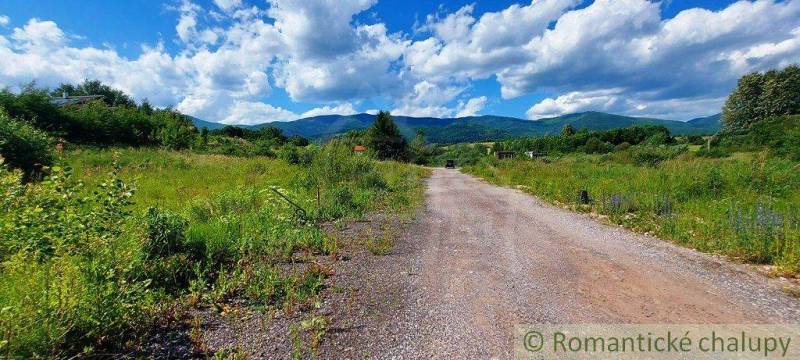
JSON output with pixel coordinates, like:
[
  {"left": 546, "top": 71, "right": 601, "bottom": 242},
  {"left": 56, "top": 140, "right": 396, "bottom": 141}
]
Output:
[{"left": 126, "top": 207, "right": 420, "bottom": 359}]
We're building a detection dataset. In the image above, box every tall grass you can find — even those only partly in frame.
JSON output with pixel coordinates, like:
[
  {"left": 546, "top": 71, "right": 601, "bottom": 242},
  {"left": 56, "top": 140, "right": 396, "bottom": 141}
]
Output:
[
  {"left": 464, "top": 151, "right": 800, "bottom": 274},
  {"left": 0, "top": 144, "right": 428, "bottom": 357}
]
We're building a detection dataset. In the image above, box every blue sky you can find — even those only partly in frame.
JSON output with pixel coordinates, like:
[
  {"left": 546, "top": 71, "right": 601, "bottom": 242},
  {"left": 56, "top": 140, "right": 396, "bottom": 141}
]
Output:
[{"left": 1, "top": 0, "right": 798, "bottom": 124}]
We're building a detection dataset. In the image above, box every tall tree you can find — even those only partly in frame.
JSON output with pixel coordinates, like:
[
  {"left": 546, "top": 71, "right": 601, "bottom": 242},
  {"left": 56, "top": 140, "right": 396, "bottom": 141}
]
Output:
[
  {"left": 723, "top": 65, "right": 800, "bottom": 131},
  {"left": 366, "top": 111, "right": 408, "bottom": 161},
  {"left": 560, "top": 124, "right": 576, "bottom": 137}
]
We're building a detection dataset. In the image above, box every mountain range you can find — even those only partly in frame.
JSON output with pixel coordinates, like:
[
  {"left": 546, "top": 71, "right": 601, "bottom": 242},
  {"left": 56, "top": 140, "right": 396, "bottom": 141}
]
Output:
[{"left": 190, "top": 112, "right": 722, "bottom": 144}]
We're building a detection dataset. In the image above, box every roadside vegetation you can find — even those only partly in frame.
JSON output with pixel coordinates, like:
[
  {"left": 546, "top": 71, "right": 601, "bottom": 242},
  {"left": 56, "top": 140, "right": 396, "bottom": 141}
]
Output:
[
  {"left": 0, "top": 81, "right": 428, "bottom": 357},
  {"left": 458, "top": 66, "right": 800, "bottom": 276}
]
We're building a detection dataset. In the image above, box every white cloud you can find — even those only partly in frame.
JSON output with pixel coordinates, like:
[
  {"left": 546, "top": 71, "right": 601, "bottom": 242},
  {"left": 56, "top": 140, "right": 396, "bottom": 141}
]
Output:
[
  {"left": 0, "top": 15, "right": 9, "bottom": 27},
  {"left": 410, "top": 0, "right": 800, "bottom": 119},
  {"left": 456, "top": 96, "right": 487, "bottom": 117},
  {"left": 213, "top": 0, "right": 242, "bottom": 12},
  {"left": 392, "top": 81, "right": 463, "bottom": 117},
  {"left": 526, "top": 89, "right": 727, "bottom": 120},
  {"left": 11, "top": 19, "right": 65, "bottom": 50},
  {"left": 527, "top": 89, "right": 626, "bottom": 119},
  {"left": 221, "top": 100, "right": 298, "bottom": 124},
  {"left": 301, "top": 103, "right": 358, "bottom": 118},
  {"left": 1, "top": 0, "right": 800, "bottom": 123}
]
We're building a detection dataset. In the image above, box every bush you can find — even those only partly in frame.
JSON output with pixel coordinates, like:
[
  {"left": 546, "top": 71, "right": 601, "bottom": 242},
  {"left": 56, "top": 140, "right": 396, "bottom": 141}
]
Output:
[
  {"left": 0, "top": 109, "right": 53, "bottom": 181},
  {"left": 631, "top": 145, "right": 687, "bottom": 166},
  {"left": 140, "top": 207, "right": 201, "bottom": 291},
  {"left": 0, "top": 166, "right": 152, "bottom": 357},
  {"left": 278, "top": 144, "right": 317, "bottom": 165},
  {"left": 695, "top": 146, "right": 731, "bottom": 158}
]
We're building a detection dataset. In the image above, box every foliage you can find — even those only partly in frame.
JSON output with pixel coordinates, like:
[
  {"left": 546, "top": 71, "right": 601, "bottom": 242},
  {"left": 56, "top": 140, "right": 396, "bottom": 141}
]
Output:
[
  {"left": 717, "top": 115, "right": 800, "bottom": 160},
  {"left": 1, "top": 81, "right": 198, "bottom": 148},
  {"left": 1, "top": 146, "right": 428, "bottom": 357},
  {"left": 430, "top": 143, "right": 488, "bottom": 167},
  {"left": 722, "top": 65, "right": 800, "bottom": 130},
  {"left": 493, "top": 125, "right": 672, "bottom": 156},
  {"left": 366, "top": 111, "right": 408, "bottom": 161},
  {"left": 409, "top": 129, "right": 433, "bottom": 165},
  {"left": 52, "top": 79, "right": 136, "bottom": 108},
  {"left": 0, "top": 109, "right": 54, "bottom": 181},
  {"left": 0, "top": 165, "right": 152, "bottom": 357}
]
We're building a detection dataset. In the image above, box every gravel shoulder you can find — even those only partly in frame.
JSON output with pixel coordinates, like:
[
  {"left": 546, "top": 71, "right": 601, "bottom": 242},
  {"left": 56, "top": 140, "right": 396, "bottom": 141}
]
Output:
[{"left": 323, "top": 168, "right": 800, "bottom": 359}]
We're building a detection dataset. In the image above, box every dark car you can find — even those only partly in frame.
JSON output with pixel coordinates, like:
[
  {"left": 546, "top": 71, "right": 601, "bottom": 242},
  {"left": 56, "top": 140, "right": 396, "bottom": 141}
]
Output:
[{"left": 445, "top": 159, "right": 455, "bottom": 168}]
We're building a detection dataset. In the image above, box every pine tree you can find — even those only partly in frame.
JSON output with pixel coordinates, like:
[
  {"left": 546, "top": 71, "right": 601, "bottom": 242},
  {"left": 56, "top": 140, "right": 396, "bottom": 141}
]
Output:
[{"left": 366, "top": 111, "right": 408, "bottom": 161}]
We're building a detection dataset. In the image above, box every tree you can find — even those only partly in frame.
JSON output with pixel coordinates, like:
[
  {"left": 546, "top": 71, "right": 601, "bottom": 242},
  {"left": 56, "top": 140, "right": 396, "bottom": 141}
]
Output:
[
  {"left": 287, "top": 135, "right": 310, "bottom": 147},
  {"left": 52, "top": 80, "right": 136, "bottom": 108},
  {"left": 723, "top": 65, "right": 800, "bottom": 131},
  {"left": 259, "top": 126, "right": 287, "bottom": 144},
  {"left": 366, "top": 111, "right": 408, "bottom": 161},
  {"left": 409, "top": 129, "right": 431, "bottom": 165},
  {"left": 561, "top": 124, "right": 576, "bottom": 137}
]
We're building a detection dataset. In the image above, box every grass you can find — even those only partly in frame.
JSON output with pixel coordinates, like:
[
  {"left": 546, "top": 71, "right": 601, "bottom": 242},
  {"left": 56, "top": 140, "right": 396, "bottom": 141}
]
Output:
[
  {"left": 464, "top": 150, "right": 800, "bottom": 275},
  {"left": 0, "top": 145, "right": 428, "bottom": 358}
]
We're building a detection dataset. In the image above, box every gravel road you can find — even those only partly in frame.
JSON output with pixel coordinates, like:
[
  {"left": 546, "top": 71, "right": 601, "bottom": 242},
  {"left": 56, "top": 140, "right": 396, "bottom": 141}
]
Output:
[{"left": 329, "top": 168, "right": 800, "bottom": 359}]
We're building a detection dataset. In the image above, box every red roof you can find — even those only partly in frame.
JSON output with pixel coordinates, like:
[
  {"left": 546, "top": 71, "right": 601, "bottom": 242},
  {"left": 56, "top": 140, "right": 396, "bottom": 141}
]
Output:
[{"left": 353, "top": 145, "right": 367, "bottom": 151}]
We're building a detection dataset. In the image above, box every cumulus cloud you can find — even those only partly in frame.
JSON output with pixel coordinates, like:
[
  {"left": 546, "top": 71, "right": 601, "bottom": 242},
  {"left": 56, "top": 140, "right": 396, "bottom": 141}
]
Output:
[
  {"left": 270, "top": 0, "right": 408, "bottom": 102},
  {"left": 2, "top": 0, "right": 800, "bottom": 123},
  {"left": 526, "top": 89, "right": 727, "bottom": 120},
  {"left": 0, "top": 15, "right": 9, "bottom": 27},
  {"left": 301, "top": 103, "right": 358, "bottom": 118},
  {"left": 213, "top": 0, "right": 242, "bottom": 12},
  {"left": 456, "top": 96, "right": 487, "bottom": 117},
  {"left": 413, "top": 0, "right": 800, "bottom": 119}
]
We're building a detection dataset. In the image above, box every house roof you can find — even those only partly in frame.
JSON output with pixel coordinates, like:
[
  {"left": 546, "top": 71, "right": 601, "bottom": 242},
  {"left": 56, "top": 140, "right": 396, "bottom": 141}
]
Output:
[
  {"left": 353, "top": 145, "right": 367, "bottom": 151},
  {"left": 49, "top": 95, "right": 105, "bottom": 106}
]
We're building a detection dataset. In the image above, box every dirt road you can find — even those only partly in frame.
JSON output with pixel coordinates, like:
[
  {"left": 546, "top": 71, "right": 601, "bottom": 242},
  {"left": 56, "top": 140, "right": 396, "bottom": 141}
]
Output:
[
  {"left": 406, "top": 169, "right": 800, "bottom": 357},
  {"left": 323, "top": 169, "right": 800, "bottom": 359}
]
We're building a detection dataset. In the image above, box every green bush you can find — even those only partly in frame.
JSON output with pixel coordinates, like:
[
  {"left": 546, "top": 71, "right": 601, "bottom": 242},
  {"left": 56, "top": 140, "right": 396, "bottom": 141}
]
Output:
[
  {"left": 631, "top": 145, "right": 687, "bottom": 166},
  {"left": 695, "top": 146, "right": 731, "bottom": 158},
  {"left": 0, "top": 109, "right": 53, "bottom": 181},
  {"left": 141, "top": 207, "right": 202, "bottom": 291},
  {"left": 0, "top": 165, "right": 153, "bottom": 357},
  {"left": 718, "top": 115, "right": 800, "bottom": 160}
]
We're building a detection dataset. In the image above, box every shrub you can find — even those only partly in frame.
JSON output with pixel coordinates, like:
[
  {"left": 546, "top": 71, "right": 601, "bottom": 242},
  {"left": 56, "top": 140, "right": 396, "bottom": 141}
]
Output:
[
  {"left": 695, "top": 146, "right": 731, "bottom": 158},
  {"left": 631, "top": 145, "right": 687, "bottom": 166},
  {"left": 140, "top": 207, "right": 202, "bottom": 291},
  {"left": 0, "top": 165, "right": 152, "bottom": 357},
  {"left": 0, "top": 109, "right": 53, "bottom": 181},
  {"left": 583, "top": 137, "right": 614, "bottom": 154}
]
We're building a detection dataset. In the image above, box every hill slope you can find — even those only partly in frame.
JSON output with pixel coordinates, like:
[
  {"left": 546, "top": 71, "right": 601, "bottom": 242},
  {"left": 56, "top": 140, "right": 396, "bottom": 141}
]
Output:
[{"left": 192, "top": 112, "right": 722, "bottom": 143}]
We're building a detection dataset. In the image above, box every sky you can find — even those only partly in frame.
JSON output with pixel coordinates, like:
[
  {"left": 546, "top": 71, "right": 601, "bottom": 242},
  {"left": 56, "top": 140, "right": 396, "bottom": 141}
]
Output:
[{"left": 0, "top": 0, "right": 798, "bottom": 124}]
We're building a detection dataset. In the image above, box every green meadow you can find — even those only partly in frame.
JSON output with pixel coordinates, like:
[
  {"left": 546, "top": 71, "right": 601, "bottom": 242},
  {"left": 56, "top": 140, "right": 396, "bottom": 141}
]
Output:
[{"left": 0, "top": 145, "right": 428, "bottom": 357}]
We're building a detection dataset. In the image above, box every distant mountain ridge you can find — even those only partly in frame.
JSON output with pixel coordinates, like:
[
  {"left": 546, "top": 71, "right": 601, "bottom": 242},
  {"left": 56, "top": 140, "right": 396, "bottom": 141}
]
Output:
[{"left": 191, "top": 111, "right": 722, "bottom": 143}]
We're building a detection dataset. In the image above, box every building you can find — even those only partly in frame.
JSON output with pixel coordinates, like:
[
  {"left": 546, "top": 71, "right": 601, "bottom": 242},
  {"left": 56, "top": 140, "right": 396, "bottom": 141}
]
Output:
[
  {"left": 353, "top": 145, "right": 367, "bottom": 155},
  {"left": 496, "top": 151, "right": 515, "bottom": 159},
  {"left": 49, "top": 93, "right": 105, "bottom": 107}
]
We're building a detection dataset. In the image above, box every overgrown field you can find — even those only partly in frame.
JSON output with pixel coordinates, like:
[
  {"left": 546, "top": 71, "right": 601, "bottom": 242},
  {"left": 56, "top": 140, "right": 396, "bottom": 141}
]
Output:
[
  {"left": 0, "top": 145, "right": 428, "bottom": 358},
  {"left": 464, "top": 152, "right": 800, "bottom": 275}
]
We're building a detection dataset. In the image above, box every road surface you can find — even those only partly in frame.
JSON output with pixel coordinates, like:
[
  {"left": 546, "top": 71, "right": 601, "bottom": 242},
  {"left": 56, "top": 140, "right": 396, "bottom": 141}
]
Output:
[{"left": 322, "top": 168, "right": 800, "bottom": 359}]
